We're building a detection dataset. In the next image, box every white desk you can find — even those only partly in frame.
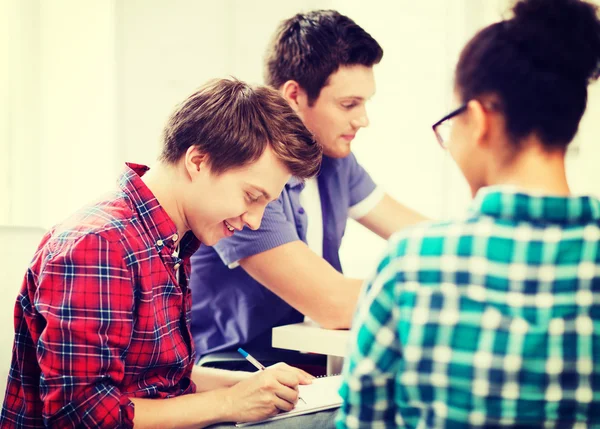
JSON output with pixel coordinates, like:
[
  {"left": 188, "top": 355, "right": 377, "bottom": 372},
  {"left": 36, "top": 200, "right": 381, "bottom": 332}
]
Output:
[{"left": 272, "top": 321, "right": 350, "bottom": 374}]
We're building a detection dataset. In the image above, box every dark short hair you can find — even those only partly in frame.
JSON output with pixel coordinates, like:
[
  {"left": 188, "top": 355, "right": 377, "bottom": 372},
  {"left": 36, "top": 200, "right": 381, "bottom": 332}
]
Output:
[
  {"left": 455, "top": 0, "right": 600, "bottom": 150},
  {"left": 160, "top": 78, "right": 322, "bottom": 179},
  {"left": 264, "top": 10, "right": 383, "bottom": 105}
]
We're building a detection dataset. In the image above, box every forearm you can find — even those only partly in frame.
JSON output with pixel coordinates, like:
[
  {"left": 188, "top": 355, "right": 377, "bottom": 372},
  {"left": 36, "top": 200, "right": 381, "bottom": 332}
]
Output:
[
  {"left": 241, "top": 242, "right": 364, "bottom": 331},
  {"left": 358, "top": 194, "right": 428, "bottom": 239},
  {"left": 191, "top": 365, "right": 252, "bottom": 392},
  {"left": 133, "top": 364, "right": 313, "bottom": 429},
  {"left": 131, "top": 389, "right": 233, "bottom": 429},
  {"left": 316, "top": 277, "right": 363, "bottom": 329}
]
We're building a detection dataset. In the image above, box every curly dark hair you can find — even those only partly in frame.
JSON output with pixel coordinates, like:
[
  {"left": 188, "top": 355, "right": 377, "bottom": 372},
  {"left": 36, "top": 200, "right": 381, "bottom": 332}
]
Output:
[{"left": 456, "top": 0, "right": 600, "bottom": 149}]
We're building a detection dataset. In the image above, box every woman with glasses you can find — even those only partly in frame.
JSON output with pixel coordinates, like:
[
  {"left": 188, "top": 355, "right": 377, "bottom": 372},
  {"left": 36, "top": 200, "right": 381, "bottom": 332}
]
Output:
[{"left": 337, "top": 0, "right": 600, "bottom": 427}]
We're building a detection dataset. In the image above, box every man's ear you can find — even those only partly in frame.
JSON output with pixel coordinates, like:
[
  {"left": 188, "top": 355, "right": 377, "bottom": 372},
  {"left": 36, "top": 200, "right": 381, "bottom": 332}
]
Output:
[
  {"left": 467, "top": 99, "right": 490, "bottom": 150},
  {"left": 184, "top": 145, "right": 208, "bottom": 180},
  {"left": 280, "top": 80, "right": 307, "bottom": 113}
]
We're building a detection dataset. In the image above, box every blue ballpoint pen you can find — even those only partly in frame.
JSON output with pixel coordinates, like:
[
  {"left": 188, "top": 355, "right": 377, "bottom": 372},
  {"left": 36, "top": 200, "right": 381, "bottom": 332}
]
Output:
[
  {"left": 237, "top": 348, "right": 306, "bottom": 404},
  {"left": 237, "top": 348, "right": 266, "bottom": 371}
]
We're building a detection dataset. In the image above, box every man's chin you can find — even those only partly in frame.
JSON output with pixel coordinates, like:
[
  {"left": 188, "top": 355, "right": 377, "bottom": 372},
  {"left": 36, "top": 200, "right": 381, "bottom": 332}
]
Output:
[
  {"left": 323, "top": 147, "right": 352, "bottom": 159},
  {"left": 203, "top": 238, "right": 220, "bottom": 247},
  {"left": 196, "top": 232, "right": 221, "bottom": 247}
]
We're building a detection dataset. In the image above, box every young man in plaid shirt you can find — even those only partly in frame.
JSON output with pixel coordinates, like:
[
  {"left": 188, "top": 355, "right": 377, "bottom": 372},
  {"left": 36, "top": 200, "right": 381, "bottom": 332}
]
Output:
[
  {"left": 337, "top": 0, "right": 600, "bottom": 427},
  {"left": 0, "top": 79, "right": 339, "bottom": 428}
]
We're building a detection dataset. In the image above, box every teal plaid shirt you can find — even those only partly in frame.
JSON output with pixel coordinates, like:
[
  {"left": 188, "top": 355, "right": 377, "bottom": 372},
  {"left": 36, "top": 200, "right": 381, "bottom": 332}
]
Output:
[{"left": 336, "top": 186, "right": 600, "bottom": 428}]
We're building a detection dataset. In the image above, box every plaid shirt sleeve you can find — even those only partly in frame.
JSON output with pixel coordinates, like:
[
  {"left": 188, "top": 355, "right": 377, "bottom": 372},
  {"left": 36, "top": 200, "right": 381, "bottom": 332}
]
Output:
[
  {"left": 336, "top": 237, "right": 405, "bottom": 429},
  {"left": 34, "top": 232, "right": 135, "bottom": 428}
]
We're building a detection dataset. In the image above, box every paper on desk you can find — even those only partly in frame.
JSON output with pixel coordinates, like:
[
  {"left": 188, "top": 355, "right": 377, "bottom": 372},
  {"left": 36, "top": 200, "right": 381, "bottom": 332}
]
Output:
[{"left": 235, "top": 375, "right": 343, "bottom": 427}]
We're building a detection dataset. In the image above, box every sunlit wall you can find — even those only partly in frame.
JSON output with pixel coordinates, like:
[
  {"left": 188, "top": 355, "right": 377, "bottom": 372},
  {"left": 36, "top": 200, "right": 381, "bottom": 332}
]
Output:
[{"left": 2, "top": 0, "right": 599, "bottom": 279}]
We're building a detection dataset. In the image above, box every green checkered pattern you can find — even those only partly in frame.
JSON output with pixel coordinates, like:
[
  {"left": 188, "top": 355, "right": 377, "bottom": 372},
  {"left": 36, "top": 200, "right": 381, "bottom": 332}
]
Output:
[{"left": 336, "top": 186, "right": 600, "bottom": 429}]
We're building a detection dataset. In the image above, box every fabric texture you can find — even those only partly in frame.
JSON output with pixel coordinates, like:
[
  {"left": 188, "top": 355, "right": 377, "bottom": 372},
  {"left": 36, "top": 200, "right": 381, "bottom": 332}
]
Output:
[
  {"left": 1, "top": 164, "right": 200, "bottom": 428},
  {"left": 190, "top": 154, "right": 379, "bottom": 357},
  {"left": 337, "top": 186, "right": 600, "bottom": 428}
]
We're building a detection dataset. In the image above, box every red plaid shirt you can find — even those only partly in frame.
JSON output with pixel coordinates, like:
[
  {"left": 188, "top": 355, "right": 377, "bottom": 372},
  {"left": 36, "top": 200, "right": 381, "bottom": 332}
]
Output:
[{"left": 1, "top": 164, "right": 200, "bottom": 428}]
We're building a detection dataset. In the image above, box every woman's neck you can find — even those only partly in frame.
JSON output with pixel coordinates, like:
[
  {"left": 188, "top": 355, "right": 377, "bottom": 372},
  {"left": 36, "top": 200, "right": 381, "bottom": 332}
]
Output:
[{"left": 488, "top": 139, "right": 570, "bottom": 196}]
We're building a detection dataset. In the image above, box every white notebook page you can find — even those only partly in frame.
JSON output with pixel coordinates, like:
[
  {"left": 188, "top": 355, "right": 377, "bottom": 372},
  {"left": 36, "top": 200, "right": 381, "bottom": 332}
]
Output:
[{"left": 235, "top": 375, "right": 343, "bottom": 427}]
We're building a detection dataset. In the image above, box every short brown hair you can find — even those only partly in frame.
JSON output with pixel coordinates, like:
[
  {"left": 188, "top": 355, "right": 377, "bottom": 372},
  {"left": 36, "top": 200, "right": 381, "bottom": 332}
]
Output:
[
  {"left": 264, "top": 10, "right": 383, "bottom": 105},
  {"left": 160, "top": 78, "right": 322, "bottom": 179}
]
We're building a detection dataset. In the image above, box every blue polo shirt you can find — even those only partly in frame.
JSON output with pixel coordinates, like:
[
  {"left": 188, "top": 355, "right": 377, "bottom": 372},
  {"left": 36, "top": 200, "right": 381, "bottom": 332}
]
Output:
[{"left": 189, "top": 154, "right": 378, "bottom": 357}]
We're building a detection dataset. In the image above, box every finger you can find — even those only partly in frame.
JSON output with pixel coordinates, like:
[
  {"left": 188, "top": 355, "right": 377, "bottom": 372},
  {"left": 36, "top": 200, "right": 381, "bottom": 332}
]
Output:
[
  {"left": 273, "top": 381, "right": 300, "bottom": 404},
  {"left": 250, "top": 403, "right": 280, "bottom": 421},
  {"left": 293, "top": 367, "right": 315, "bottom": 384},
  {"left": 267, "top": 362, "right": 288, "bottom": 370},
  {"left": 280, "top": 366, "right": 313, "bottom": 384},
  {"left": 273, "top": 363, "right": 315, "bottom": 381},
  {"left": 272, "top": 393, "right": 297, "bottom": 413},
  {"left": 273, "top": 369, "right": 302, "bottom": 389}
]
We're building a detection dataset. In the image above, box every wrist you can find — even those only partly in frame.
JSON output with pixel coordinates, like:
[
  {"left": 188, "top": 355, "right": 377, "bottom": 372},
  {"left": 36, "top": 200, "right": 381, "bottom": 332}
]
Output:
[
  {"left": 230, "top": 370, "right": 253, "bottom": 385},
  {"left": 204, "top": 388, "right": 236, "bottom": 424},
  {"left": 217, "top": 387, "right": 237, "bottom": 422}
]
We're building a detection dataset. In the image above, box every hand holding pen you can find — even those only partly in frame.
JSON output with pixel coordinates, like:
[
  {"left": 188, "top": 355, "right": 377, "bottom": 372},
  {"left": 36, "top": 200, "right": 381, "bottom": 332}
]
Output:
[
  {"left": 238, "top": 348, "right": 308, "bottom": 404},
  {"left": 222, "top": 349, "right": 314, "bottom": 423}
]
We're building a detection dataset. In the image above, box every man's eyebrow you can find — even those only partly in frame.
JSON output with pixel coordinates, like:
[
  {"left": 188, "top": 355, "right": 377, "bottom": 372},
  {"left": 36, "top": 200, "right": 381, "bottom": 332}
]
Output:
[
  {"left": 336, "top": 96, "right": 365, "bottom": 101},
  {"left": 336, "top": 93, "right": 375, "bottom": 102}
]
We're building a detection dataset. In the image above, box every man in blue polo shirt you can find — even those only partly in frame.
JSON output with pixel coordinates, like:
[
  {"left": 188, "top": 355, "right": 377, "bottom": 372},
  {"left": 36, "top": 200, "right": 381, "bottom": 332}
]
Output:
[{"left": 189, "top": 10, "right": 425, "bottom": 362}]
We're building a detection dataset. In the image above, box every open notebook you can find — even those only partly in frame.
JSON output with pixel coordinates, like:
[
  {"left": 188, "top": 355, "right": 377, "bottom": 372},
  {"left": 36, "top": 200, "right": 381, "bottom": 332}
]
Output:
[{"left": 235, "top": 375, "right": 343, "bottom": 427}]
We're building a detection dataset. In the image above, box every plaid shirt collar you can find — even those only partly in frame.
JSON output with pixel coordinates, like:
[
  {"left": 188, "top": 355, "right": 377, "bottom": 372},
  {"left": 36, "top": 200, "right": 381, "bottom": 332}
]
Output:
[
  {"left": 120, "top": 163, "right": 200, "bottom": 259},
  {"left": 471, "top": 185, "right": 600, "bottom": 224}
]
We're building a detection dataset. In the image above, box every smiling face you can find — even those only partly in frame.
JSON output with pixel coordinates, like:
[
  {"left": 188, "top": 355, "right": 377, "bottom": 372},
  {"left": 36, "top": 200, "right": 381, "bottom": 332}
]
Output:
[
  {"left": 294, "top": 65, "right": 375, "bottom": 158},
  {"left": 182, "top": 145, "right": 291, "bottom": 246}
]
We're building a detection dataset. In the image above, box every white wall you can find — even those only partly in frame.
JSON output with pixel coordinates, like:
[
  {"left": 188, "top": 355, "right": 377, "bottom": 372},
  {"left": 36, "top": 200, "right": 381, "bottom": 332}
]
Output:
[
  {"left": 335, "top": 0, "right": 478, "bottom": 276},
  {"left": 116, "top": 0, "right": 328, "bottom": 167},
  {"left": 339, "top": 0, "right": 600, "bottom": 277},
  {"left": 1, "top": 0, "right": 120, "bottom": 227},
  {"left": 0, "top": 0, "right": 13, "bottom": 223},
  {"left": 39, "top": 0, "right": 121, "bottom": 226},
  {"left": 3, "top": 0, "right": 600, "bottom": 279},
  {"left": 1, "top": 0, "right": 41, "bottom": 226}
]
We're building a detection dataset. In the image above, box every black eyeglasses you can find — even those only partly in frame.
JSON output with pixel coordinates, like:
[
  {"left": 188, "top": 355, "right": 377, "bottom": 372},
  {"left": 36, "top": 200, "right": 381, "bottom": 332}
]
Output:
[{"left": 432, "top": 104, "right": 467, "bottom": 149}]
